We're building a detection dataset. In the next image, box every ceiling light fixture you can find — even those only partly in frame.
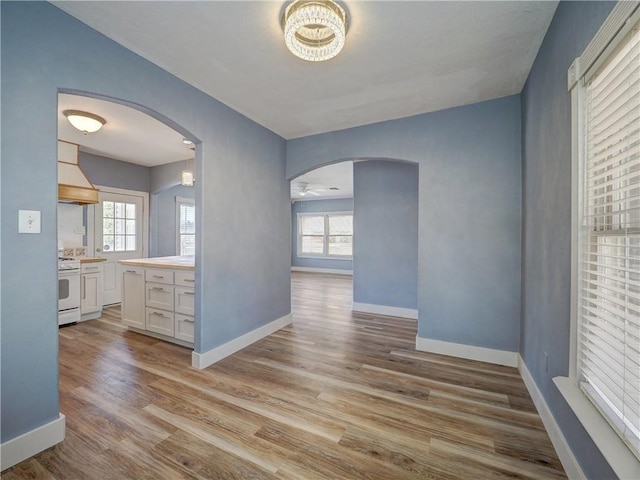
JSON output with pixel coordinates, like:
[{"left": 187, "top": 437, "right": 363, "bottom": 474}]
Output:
[
  {"left": 283, "top": 0, "right": 348, "bottom": 62},
  {"left": 63, "top": 110, "right": 106, "bottom": 134}
]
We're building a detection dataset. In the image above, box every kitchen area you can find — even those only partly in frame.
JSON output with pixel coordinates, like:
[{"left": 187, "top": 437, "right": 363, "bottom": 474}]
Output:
[{"left": 57, "top": 94, "right": 196, "bottom": 349}]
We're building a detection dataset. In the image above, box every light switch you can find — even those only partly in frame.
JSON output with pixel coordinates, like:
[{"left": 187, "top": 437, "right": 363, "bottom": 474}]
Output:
[{"left": 18, "top": 210, "right": 41, "bottom": 234}]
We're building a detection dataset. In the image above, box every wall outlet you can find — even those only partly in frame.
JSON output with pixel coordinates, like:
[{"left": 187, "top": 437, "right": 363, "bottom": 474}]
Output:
[{"left": 544, "top": 352, "right": 549, "bottom": 372}]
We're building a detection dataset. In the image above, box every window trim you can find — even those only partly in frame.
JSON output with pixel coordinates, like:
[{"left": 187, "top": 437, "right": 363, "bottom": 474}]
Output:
[
  {"left": 176, "top": 196, "right": 195, "bottom": 256},
  {"left": 558, "top": 3, "right": 640, "bottom": 478},
  {"left": 297, "top": 211, "right": 353, "bottom": 259}
]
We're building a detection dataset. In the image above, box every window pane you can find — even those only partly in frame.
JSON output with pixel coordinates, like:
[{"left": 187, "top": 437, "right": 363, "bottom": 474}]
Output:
[
  {"left": 115, "top": 202, "right": 125, "bottom": 218},
  {"left": 103, "top": 218, "right": 114, "bottom": 235},
  {"left": 126, "top": 235, "right": 136, "bottom": 251},
  {"left": 115, "top": 235, "right": 125, "bottom": 252},
  {"left": 328, "top": 235, "right": 352, "bottom": 256},
  {"left": 125, "top": 203, "right": 136, "bottom": 219},
  {"left": 181, "top": 234, "right": 195, "bottom": 256},
  {"left": 329, "top": 215, "right": 352, "bottom": 235},
  {"left": 103, "top": 201, "right": 114, "bottom": 218},
  {"left": 126, "top": 219, "right": 136, "bottom": 235},
  {"left": 180, "top": 204, "right": 195, "bottom": 234},
  {"left": 103, "top": 235, "right": 114, "bottom": 252},
  {"left": 115, "top": 219, "right": 125, "bottom": 235},
  {"left": 301, "top": 216, "right": 324, "bottom": 235},
  {"left": 301, "top": 236, "right": 324, "bottom": 254}
]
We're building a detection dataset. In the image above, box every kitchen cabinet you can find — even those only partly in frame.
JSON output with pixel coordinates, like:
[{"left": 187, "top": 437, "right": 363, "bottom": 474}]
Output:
[
  {"left": 119, "top": 256, "right": 194, "bottom": 347},
  {"left": 121, "top": 266, "right": 145, "bottom": 329},
  {"left": 80, "top": 262, "right": 103, "bottom": 321}
]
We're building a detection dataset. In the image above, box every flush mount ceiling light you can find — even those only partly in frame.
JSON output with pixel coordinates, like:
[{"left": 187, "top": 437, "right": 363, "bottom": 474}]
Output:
[
  {"left": 63, "top": 110, "right": 106, "bottom": 134},
  {"left": 283, "top": 0, "right": 348, "bottom": 62}
]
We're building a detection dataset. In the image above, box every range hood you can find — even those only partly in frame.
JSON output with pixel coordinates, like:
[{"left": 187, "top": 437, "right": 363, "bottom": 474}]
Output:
[{"left": 58, "top": 140, "right": 99, "bottom": 204}]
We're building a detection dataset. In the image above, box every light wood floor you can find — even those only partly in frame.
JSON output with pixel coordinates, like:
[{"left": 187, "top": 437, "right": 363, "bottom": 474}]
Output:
[{"left": 3, "top": 273, "right": 566, "bottom": 479}]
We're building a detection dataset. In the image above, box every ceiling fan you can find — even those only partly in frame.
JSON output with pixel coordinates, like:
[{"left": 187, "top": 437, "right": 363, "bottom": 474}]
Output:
[{"left": 297, "top": 182, "right": 326, "bottom": 197}]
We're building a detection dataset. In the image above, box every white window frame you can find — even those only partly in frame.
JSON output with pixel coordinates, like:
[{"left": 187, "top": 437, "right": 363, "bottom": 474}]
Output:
[
  {"left": 297, "top": 211, "right": 353, "bottom": 259},
  {"left": 556, "top": 3, "right": 640, "bottom": 479},
  {"left": 176, "top": 196, "right": 195, "bottom": 256}
]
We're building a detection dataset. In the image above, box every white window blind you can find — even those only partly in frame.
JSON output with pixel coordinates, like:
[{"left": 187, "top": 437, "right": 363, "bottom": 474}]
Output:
[
  {"left": 579, "top": 21, "right": 640, "bottom": 458},
  {"left": 177, "top": 197, "right": 195, "bottom": 256}
]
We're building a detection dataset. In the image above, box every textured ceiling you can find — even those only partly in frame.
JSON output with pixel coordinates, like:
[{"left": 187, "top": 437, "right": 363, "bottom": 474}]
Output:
[{"left": 52, "top": 1, "right": 558, "bottom": 140}]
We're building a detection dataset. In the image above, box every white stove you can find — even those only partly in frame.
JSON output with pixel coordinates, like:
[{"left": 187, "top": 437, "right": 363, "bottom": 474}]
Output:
[{"left": 58, "top": 256, "right": 81, "bottom": 326}]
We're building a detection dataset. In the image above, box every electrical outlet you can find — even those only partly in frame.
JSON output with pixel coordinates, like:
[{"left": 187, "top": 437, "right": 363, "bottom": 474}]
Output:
[{"left": 544, "top": 352, "right": 549, "bottom": 372}]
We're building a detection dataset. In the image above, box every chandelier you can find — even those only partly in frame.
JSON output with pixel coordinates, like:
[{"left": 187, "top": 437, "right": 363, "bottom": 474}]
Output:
[{"left": 283, "top": 0, "right": 348, "bottom": 62}]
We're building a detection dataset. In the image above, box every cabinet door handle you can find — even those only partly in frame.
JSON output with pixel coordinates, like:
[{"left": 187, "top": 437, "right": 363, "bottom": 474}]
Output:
[
  {"left": 152, "top": 275, "right": 164, "bottom": 279},
  {"left": 183, "top": 291, "right": 195, "bottom": 296},
  {"left": 151, "top": 287, "right": 165, "bottom": 291},
  {"left": 183, "top": 279, "right": 195, "bottom": 283},
  {"left": 151, "top": 312, "right": 166, "bottom": 317},
  {"left": 125, "top": 270, "right": 137, "bottom": 273},
  {"left": 82, "top": 277, "right": 86, "bottom": 299},
  {"left": 183, "top": 318, "right": 195, "bottom": 323}
]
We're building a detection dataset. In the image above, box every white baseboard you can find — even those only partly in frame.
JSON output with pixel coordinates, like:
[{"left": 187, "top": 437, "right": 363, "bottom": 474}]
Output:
[
  {"left": 352, "top": 302, "right": 418, "bottom": 320},
  {"left": 192, "top": 314, "right": 292, "bottom": 369},
  {"left": 291, "top": 266, "right": 353, "bottom": 276},
  {"left": 0, "top": 413, "right": 65, "bottom": 471},
  {"left": 518, "top": 357, "right": 585, "bottom": 480},
  {"left": 415, "top": 336, "right": 518, "bottom": 367}
]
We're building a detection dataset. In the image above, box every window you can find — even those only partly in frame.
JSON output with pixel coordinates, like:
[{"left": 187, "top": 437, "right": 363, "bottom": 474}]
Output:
[
  {"left": 176, "top": 197, "right": 195, "bottom": 256},
  {"left": 102, "top": 200, "right": 137, "bottom": 252},
  {"left": 562, "top": 5, "right": 640, "bottom": 473},
  {"left": 298, "top": 213, "right": 352, "bottom": 258},
  {"left": 579, "top": 20, "right": 640, "bottom": 458}
]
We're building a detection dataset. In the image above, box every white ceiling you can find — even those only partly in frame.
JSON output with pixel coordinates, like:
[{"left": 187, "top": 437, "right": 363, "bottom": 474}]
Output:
[
  {"left": 58, "top": 93, "right": 194, "bottom": 167},
  {"left": 291, "top": 161, "right": 353, "bottom": 200},
  {"left": 53, "top": 1, "right": 558, "bottom": 198},
  {"left": 52, "top": 1, "right": 558, "bottom": 141}
]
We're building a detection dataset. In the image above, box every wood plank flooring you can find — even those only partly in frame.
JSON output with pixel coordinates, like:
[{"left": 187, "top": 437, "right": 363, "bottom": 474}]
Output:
[{"left": 3, "top": 273, "right": 566, "bottom": 479}]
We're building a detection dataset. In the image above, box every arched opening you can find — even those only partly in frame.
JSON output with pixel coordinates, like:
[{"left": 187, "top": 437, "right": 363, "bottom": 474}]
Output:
[
  {"left": 289, "top": 157, "right": 419, "bottom": 324},
  {"left": 56, "top": 90, "right": 200, "bottom": 415}
]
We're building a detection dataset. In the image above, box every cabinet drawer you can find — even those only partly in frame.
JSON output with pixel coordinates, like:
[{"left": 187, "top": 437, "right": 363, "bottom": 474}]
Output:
[
  {"left": 145, "top": 283, "right": 174, "bottom": 311},
  {"left": 81, "top": 263, "right": 103, "bottom": 274},
  {"left": 175, "top": 286, "right": 195, "bottom": 316},
  {"left": 175, "top": 314, "right": 195, "bottom": 343},
  {"left": 146, "top": 308, "right": 175, "bottom": 336},
  {"left": 145, "top": 269, "right": 174, "bottom": 285},
  {"left": 175, "top": 270, "right": 195, "bottom": 287}
]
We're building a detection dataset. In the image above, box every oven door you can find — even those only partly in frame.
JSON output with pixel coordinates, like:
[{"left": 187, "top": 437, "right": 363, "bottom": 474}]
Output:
[{"left": 59, "top": 269, "right": 81, "bottom": 311}]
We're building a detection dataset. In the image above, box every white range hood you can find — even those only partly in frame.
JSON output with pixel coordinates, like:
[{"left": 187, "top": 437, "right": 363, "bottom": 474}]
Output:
[{"left": 58, "top": 140, "right": 99, "bottom": 204}]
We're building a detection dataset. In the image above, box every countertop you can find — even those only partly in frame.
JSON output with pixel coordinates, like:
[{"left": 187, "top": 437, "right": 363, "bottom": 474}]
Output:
[
  {"left": 119, "top": 255, "right": 195, "bottom": 270},
  {"left": 79, "top": 257, "right": 107, "bottom": 263}
]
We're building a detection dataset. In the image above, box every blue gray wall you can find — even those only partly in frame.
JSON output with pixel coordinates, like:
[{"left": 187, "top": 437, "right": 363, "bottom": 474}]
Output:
[
  {"left": 521, "top": 2, "right": 615, "bottom": 478},
  {"left": 291, "top": 198, "right": 353, "bottom": 271},
  {"left": 353, "top": 161, "right": 418, "bottom": 310},
  {"left": 81, "top": 152, "right": 150, "bottom": 192},
  {"left": 287, "top": 95, "right": 522, "bottom": 352},
  {"left": 1, "top": 1, "right": 290, "bottom": 444},
  {"left": 150, "top": 185, "right": 195, "bottom": 257}
]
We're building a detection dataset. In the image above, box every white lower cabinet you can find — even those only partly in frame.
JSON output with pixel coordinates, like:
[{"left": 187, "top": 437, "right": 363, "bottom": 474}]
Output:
[
  {"left": 122, "top": 267, "right": 145, "bottom": 329},
  {"left": 146, "top": 283, "right": 175, "bottom": 310},
  {"left": 146, "top": 308, "right": 175, "bottom": 336},
  {"left": 175, "top": 286, "right": 195, "bottom": 316},
  {"left": 175, "top": 314, "right": 195, "bottom": 342},
  {"left": 81, "top": 263, "right": 104, "bottom": 321},
  {"left": 121, "top": 265, "right": 194, "bottom": 347}
]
